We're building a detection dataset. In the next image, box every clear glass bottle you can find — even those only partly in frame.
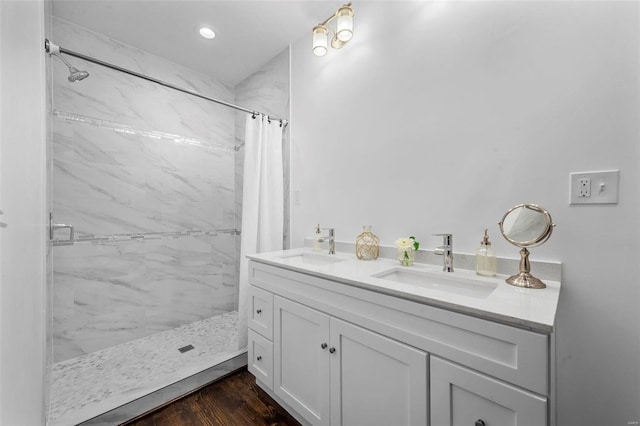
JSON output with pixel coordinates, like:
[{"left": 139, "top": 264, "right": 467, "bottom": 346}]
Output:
[
  {"left": 313, "top": 224, "right": 322, "bottom": 252},
  {"left": 355, "top": 225, "right": 379, "bottom": 260},
  {"left": 476, "top": 229, "right": 497, "bottom": 277}
]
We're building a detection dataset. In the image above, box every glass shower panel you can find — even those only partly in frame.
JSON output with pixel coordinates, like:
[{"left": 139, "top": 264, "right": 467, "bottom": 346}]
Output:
[{"left": 49, "top": 103, "right": 241, "bottom": 424}]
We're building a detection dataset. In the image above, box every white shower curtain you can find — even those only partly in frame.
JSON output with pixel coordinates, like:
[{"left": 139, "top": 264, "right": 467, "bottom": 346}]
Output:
[{"left": 238, "top": 114, "right": 284, "bottom": 349}]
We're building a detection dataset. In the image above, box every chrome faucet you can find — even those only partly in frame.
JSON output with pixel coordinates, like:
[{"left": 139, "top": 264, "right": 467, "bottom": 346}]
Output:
[
  {"left": 434, "top": 233, "right": 454, "bottom": 272},
  {"left": 318, "top": 228, "right": 335, "bottom": 255}
]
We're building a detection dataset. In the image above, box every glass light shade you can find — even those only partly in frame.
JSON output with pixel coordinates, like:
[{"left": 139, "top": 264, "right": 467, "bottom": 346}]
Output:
[
  {"left": 199, "top": 27, "right": 216, "bottom": 39},
  {"left": 312, "top": 25, "right": 328, "bottom": 56},
  {"left": 336, "top": 6, "right": 354, "bottom": 42}
]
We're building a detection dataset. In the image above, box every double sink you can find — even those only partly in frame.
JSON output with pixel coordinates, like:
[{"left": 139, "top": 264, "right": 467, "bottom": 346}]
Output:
[{"left": 279, "top": 252, "right": 497, "bottom": 299}]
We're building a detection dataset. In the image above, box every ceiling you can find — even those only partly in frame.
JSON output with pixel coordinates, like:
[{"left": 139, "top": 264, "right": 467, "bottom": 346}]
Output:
[{"left": 52, "top": 1, "right": 338, "bottom": 86}]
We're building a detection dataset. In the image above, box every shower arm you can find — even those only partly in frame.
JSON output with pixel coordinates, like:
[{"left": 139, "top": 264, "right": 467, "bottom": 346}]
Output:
[
  {"left": 43, "top": 39, "right": 289, "bottom": 128},
  {"left": 45, "top": 39, "right": 67, "bottom": 63},
  {"left": 45, "top": 39, "right": 80, "bottom": 71},
  {"left": 49, "top": 48, "right": 73, "bottom": 68}
]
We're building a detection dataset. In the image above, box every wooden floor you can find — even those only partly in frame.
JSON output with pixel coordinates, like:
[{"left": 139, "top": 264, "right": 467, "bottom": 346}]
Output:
[{"left": 125, "top": 368, "right": 301, "bottom": 426}]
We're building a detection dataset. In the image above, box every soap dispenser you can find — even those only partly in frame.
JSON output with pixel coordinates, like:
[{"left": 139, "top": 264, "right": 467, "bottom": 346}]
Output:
[
  {"left": 476, "top": 229, "right": 497, "bottom": 277},
  {"left": 313, "top": 224, "right": 322, "bottom": 252}
]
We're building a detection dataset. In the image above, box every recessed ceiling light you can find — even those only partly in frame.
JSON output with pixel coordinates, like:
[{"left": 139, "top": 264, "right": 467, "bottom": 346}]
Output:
[{"left": 199, "top": 27, "right": 216, "bottom": 40}]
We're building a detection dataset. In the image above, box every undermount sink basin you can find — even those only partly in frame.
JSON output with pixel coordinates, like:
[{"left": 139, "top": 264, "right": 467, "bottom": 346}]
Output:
[
  {"left": 372, "top": 268, "right": 497, "bottom": 299},
  {"left": 280, "top": 252, "right": 348, "bottom": 267}
]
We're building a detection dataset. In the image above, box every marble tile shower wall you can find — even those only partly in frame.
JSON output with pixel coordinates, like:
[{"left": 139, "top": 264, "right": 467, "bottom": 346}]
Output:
[{"left": 51, "top": 18, "right": 238, "bottom": 362}]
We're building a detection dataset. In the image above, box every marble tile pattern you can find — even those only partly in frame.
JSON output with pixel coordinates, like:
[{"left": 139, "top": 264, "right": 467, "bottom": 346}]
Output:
[
  {"left": 52, "top": 117, "right": 235, "bottom": 237},
  {"left": 53, "top": 235, "right": 236, "bottom": 361},
  {"left": 51, "top": 17, "right": 239, "bottom": 362},
  {"left": 48, "top": 312, "right": 241, "bottom": 426},
  {"left": 52, "top": 18, "right": 235, "bottom": 141},
  {"left": 234, "top": 48, "right": 291, "bottom": 304}
]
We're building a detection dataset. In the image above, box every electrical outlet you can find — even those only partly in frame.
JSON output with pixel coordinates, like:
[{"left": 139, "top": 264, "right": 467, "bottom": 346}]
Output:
[
  {"left": 578, "top": 178, "right": 591, "bottom": 198},
  {"left": 570, "top": 170, "right": 619, "bottom": 205}
]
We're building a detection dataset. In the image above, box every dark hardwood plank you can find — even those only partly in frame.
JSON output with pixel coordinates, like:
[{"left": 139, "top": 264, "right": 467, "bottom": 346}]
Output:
[{"left": 125, "top": 368, "right": 300, "bottom": 426}]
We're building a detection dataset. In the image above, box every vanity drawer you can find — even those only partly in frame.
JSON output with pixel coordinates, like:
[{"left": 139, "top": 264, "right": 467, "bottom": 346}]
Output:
[
  {"left": 248, "top": 329, "right": 273, "bottom": 390},
  {"left": 248, "top": 285, "right": 273, "bottom": 340},
  {"left": 431, "top": 356, "right": 547, "bottom": 426},
  {"left": 408, "top": 313, "right": 549, "bottom": 395}
]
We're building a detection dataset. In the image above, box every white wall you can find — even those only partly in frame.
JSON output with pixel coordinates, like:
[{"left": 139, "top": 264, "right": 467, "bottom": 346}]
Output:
[
  {"left": 290, "top": 2, "right": 639, "bottom": 425},
  {"left": 0, "top": 0, "right": 47, "bottom": 424}
]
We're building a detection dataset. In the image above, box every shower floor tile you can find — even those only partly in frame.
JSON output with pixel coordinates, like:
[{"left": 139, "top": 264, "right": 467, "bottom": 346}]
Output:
[{"left": 48, "top": 311, "right": 241, "bottom": 426}]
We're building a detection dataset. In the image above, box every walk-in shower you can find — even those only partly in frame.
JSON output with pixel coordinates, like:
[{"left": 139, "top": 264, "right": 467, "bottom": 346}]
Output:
[{"left": 46, "top": 17, "right": 288, "bottom": 425}]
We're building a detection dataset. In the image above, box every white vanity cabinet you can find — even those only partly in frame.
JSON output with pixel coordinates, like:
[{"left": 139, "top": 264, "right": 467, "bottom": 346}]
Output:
[
  {"left": 246, "top": 259, "right": 555, "bottom": 426},
  {"left": 272, "top": 296, "right": 428, "bottom": 426}
]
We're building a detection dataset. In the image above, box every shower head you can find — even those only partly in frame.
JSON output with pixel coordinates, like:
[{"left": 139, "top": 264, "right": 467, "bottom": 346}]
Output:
[
  {"left": 57, "top": 55, "right": 90, "bottom": 83},
  {"left": 67, "top": 67, "right": 90, "bottom": 82},
  {"left": 46, "top": 41, "right": 90, "bottom": 83}
]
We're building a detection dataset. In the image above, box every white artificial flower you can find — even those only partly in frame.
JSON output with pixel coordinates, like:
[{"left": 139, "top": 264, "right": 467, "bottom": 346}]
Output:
[{"left": 395, "top": 237, "right": 414, "bottom": 250}]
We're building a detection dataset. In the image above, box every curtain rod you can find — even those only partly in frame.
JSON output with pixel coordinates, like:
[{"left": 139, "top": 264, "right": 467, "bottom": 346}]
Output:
[{"left": 44, "top": 39, "right": 288, "bottom": 128}]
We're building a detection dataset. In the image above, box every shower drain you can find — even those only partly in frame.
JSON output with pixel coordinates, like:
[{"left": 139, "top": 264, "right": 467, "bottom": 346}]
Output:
[{"left": 178, "top": 344, "right": 195, "bottom": 353}]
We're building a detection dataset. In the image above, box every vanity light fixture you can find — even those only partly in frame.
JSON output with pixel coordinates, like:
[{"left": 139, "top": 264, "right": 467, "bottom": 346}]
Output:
[
  {"left": 312, "top": 3, "right": 354, "bottom": 56},
  {"left": 312, "top": 25, "right": 329, "bottom": 56},
  {"left": 199, "top": 27, "right": 216, "bottom": 40}
]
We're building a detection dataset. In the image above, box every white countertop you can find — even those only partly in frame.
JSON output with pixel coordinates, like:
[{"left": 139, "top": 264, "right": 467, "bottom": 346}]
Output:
[{"left": 247, "top": 248, "right": 561, "bottom": 334}]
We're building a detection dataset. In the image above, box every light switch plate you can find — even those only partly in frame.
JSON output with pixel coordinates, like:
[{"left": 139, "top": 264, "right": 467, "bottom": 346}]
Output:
[{"left": 570, "top": 170, "right": 619, "bottom": 204}]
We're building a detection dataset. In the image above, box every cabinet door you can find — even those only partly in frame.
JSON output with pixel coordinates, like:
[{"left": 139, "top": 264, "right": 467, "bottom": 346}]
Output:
[
  {"left": 330, "top": 318, "right": 428, "bottom": 426},
  {"left": 431, "top": 357, "right": 547, "bottom": 426},
  {"left": 274, "top": 296, "right": 331, "bottom": 425}
]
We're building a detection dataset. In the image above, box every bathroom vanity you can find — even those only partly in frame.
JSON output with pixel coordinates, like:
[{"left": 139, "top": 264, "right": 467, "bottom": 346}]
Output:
[{"left": 246, "top": 248, "right": 560, "bottom": 426}]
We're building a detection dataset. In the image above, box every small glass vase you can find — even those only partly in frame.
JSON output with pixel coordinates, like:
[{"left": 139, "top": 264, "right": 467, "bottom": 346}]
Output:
[
  {"left": 355, "top": 225, "right": 380, "bottom": 260},
  {"left": 398, "top": 248, "right": 416, "bottom": 266}
]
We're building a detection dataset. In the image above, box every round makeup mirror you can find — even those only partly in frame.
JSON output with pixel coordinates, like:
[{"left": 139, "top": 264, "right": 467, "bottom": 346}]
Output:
[{"left": 499, "top": 204, "right": 554, "bottom": 289}]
